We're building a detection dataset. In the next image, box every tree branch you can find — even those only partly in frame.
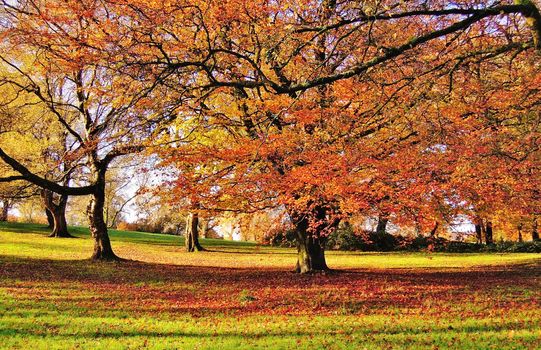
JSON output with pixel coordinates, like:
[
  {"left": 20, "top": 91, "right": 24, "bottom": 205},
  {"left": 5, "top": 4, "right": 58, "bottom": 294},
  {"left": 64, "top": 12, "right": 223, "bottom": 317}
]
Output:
[{"left": 0, "top": 148, "right": 95, "bottom": 195}]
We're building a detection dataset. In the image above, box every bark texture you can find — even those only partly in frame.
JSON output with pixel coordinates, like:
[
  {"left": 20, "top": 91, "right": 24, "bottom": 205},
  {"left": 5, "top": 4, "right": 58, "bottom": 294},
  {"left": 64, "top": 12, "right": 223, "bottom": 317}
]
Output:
[
  {"left": 185, "top": 212, "right": 204, "bottom": 252},
  {"left": 485, "top": 221, "right": 494, "bottom": 244},
  {"left": 46, "top": 208, "right": 54, "bottom": 229},
  {"left": 0, "top": 199, "right": 9, "bottom": 221},
  {"left": 474, "top": 217, "right": 484, "bottom": 244},
  {"left": 294, "top": 215, "right": 329, "bottom": 274},
  {"left": 41, "top": 189, "right": 72, "bottom": 238},
  {"left": 292, "top": 204, "right": 339, "bottom": 274},
  {"left": 87, "top": 174, "right": 118, "bottom": 261}
]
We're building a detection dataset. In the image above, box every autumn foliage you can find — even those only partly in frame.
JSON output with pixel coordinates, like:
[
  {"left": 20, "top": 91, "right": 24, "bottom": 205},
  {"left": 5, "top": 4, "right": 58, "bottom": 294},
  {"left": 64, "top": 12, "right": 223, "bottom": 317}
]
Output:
[{"left": 0, "top": 1, "right": 540, "bottom": 270}]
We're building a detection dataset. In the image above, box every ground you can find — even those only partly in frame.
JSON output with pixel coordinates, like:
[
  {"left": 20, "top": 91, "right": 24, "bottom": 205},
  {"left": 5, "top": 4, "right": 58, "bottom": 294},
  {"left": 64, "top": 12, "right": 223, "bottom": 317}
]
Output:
[{"left": 0, "top": 222, "right": 540, "bottom": 349}]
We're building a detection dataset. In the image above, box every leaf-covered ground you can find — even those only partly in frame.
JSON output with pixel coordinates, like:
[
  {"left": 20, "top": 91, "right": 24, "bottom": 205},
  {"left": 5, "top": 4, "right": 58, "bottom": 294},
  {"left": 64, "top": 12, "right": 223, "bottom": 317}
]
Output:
[{"left": 1, "top": 222, "right": 540, "bottom": 349}]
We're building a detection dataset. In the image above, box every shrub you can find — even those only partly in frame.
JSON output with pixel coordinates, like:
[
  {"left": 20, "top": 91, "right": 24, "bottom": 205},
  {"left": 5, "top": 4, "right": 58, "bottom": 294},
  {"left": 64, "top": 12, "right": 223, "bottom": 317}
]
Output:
[
  {"left": 327, "top": 227, "right": 398, "bottom": 251},
  {"left": 263, "top": 228, "right": 296, "bottom": 247},
  {"left": 263, "top": 226, "right": 541, "bottom": 253}
]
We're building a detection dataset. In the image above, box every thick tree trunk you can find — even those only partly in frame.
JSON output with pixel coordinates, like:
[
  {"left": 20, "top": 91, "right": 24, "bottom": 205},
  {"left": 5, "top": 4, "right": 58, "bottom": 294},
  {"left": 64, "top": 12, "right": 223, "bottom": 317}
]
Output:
[
  {"left": 49, "top": 205, "right": 72, "bottom": 238},
  {"left": 41, "top": 190, "right": 73, "bottom": 238},
  {"left": 485, "top": 221, "right": 494, "bottom": 244},
  {"left": 294, "top": 215, "right": 329, "bottom": 274},
  {"left": 185, "top": 212, "right": 204, "bottom": 252},
  {"left": 87, "top": 179, "right": 119, "bottom": 261},
  {"left": 0, "top": 199, "right": 9, "bottom": 221},
  {"left": 533, "top": 218, "right": 540, "bottom": 241}
]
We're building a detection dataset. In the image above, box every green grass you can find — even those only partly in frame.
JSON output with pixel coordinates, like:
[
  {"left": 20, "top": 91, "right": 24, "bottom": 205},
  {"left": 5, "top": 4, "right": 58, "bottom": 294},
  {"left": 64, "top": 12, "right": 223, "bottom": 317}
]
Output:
[{"left": 0, "top": 221, "right": 540, "bottom": 349}]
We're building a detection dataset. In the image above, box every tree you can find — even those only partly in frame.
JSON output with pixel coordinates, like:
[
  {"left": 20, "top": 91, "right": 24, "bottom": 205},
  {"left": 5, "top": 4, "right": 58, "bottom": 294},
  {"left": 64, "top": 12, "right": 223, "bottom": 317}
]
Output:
[
  {"left": 148, "top": 1, "right": 541, "bottom": 272},
  {"left": 0, "top": 1, "right": 180, "bottom": 260},
  {"left": 2, "top": 0, "right": 541, "bottom": 269},
  {"left": 0, "top": 181, "right": 33, "bottom": 221}
]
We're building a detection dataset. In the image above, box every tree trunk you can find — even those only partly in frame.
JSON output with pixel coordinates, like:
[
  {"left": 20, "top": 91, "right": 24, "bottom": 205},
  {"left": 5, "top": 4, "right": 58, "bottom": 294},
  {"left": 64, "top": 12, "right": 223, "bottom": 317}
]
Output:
[
  {"left": 474, "top": 217, "right": 484, "bottom": 244},
  {"left": 518, "top": 224, "right": 523, "bottom": 243},
  {"left": 0, "top": 199, "right": 9, "bottom": 221},
  {"left": 49, "top": 205, "right": 72, "bottom": 238},
  {"left": 199, "top": 219, "right": 208, "bottom": 239},
  {"left": 46, "top": 208, "right": 54, "bottom": 228},
  {"left": 485, "top": 221, "right": 494, "bottom": 244},
  {"left": 87, "top": 178, "right": 119, "bottom": 261},
  {"left": 533, "top": 218, "right": 540, "bottom": 241},
  {"left": 185, "top": 212, "right": 204, "bottom": 252},
  {"left": 376, "top": 216, "right": 388, "bottom": 236},
  {"left": 429, "top": 221, "right": 439, "bottom": 237},
  {"left": 41, "top": 189, "right": 73, "bottom": 238},
  {"left": 294, "top": 215, "right": 329, "bottom": 274}
]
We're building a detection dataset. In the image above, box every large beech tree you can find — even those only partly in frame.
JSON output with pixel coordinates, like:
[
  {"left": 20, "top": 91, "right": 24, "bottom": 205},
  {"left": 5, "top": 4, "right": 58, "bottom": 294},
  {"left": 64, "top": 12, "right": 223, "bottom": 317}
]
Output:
[
  {"left": 0, "top": 1, "right": 181, "bottom": 260},
  {"left": 138, "top": 0, "right": 541, "bottom": 272}
]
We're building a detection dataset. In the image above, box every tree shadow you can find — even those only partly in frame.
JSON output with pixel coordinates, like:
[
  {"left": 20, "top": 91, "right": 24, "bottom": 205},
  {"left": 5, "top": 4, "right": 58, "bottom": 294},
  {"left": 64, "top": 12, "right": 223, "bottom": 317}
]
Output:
[{"left": 1, "top": 255, "right": 539, "bottom": 319}]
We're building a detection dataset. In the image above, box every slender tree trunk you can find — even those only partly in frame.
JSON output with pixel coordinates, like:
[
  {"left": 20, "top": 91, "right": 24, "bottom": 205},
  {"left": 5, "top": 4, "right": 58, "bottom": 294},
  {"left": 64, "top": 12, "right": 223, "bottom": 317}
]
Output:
[
  {"left": 185, "top": 212, "right": 204, "bottom": 252},
  {"left": 429, "top": 221, "right": 439, "bottom": 237},
  {"left": 485, "top": 221, "right": 494, "bottom": 244},
  {"left": 533, "top": 218, "right": 540, "bottom": 241},
  {"left": 46, "top": 208, "right": 54, "bottom": 228},
  {"left": 88, "top": 177, "right": 118, "bottom": 261},
  {"left": 475, "top": 224, "right": 483, "bottom": 244},
  {"left": 474, "top": 216, "right": 484, "bottom": 244},
  {"left": 0, "top": 199, "right": 9, "bottom": 221},
  {"left": 293, "top": 214, "right": 329, "bottom": 274},
  {"left": 518, "top": 224, "right": 524, "bottom": 243}
]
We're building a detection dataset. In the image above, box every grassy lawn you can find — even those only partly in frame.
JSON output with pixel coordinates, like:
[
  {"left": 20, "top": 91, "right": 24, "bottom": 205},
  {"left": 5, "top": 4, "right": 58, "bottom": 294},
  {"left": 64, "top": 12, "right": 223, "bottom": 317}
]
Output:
[{"left": 0, "top": 222, "right": 540, "bottom": 349}]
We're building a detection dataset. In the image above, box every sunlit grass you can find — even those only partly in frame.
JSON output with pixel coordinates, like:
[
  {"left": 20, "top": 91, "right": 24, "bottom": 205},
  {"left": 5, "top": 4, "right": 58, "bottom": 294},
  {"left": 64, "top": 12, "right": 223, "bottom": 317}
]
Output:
[
  {"left": 0, "top": 221, "right": 540, "bottom": 349},
  {"left": 0, "top": 221, "right": 538, "bottom": 269}
]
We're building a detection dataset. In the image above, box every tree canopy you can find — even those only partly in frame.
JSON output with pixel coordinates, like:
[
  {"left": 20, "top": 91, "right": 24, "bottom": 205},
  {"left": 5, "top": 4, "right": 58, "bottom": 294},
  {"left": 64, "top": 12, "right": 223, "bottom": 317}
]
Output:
[{"left": 0, "top": 0, "right": 540, "bottom": 271}]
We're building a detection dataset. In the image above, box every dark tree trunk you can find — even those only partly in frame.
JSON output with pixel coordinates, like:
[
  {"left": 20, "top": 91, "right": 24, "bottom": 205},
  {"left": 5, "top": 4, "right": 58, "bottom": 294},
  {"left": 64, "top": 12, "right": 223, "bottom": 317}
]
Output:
[
  {"left": 295, "top": 216, "right": 328, "bottom": 273},
  {"left": 485, "top": 221, "right": 494, "bottom": 244},
  {"left": 376, "top": 216, "right": 388, "bottom": 236},
  {"left": 41, "top": 190, "right": 73, "bottom": 238},
  {"left": 533, "top": 218, "right": 540, "bottom": 241},
  {"left": 46, "top": 208, "right": 54, "bottom": 228},
  {"left": 0, "top": 199, "right": 9, "bottom": 221},
  {"left": 185, "top": 212, "right": 204, "bottom": 252},
  {"left": 87, "top": 177, "right": 119, "bottom": 261},
  {"left": 429, "top": 221, "right": 439, "bottom": 237},
  {"left": 518, "top": 224, "right": 524, "bottom": 243},
  {"left": 49, "top": 205, "right": 71, "bottom": 238}
]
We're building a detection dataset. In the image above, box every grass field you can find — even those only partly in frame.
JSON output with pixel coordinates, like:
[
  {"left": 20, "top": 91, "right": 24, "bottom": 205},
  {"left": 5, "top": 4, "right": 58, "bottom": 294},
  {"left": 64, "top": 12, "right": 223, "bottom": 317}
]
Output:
[{"left": 1, "top": 222, "right": 540, "bottom": 349}]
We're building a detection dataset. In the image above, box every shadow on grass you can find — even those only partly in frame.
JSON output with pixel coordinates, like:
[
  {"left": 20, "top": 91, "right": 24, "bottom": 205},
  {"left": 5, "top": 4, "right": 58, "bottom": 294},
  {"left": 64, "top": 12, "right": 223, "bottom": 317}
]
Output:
[
  {"left": 1, "top": 255, "right": 540, "bottom": 318},
  {"left": 0, "top": 317, "right": 537, "bottom": 340}
]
